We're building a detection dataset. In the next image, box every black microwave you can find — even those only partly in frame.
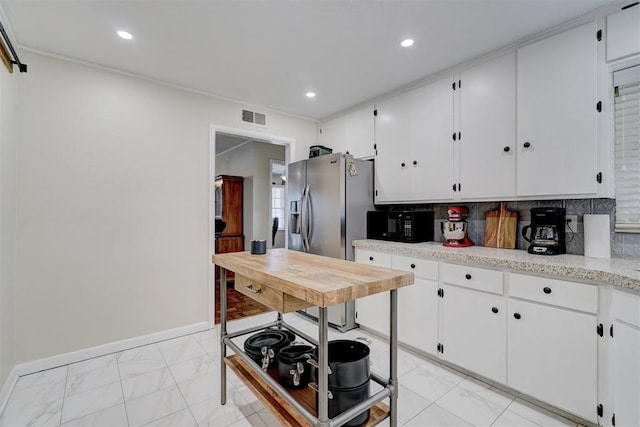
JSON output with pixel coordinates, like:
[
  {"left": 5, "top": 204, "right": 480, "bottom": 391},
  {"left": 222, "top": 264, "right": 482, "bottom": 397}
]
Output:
[{"left": 367, "top": 211, "right": 434, "bottom": 243}]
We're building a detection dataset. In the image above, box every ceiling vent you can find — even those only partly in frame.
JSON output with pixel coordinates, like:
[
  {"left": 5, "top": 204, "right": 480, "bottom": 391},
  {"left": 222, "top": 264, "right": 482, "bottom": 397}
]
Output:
[{"left": 241, "top": 109, "right": 267, "bottom": 127}]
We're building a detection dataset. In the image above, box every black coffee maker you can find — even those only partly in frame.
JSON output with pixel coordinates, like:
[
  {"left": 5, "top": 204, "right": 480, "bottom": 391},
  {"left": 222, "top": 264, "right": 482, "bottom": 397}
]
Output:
[{"left": 522, "top": 208, "right": 566, "bottom": 255}]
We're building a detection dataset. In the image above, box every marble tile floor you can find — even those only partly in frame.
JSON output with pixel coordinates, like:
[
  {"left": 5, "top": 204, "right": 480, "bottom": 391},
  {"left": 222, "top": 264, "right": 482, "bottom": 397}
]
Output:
[{"left": 0, "top": 312, "right": 584, "bottom": 427}]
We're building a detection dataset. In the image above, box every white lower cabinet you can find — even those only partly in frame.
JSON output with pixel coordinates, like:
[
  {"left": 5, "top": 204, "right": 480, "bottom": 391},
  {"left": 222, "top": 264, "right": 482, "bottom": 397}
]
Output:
[
  {"left": 354, "top": 248, "right": 607, "bottom": 424},
  {"left": 611, "top": 289, "right": 640, "bottom": 427},
  {"left": 507, "top": 299, "right": 598, "bottom": 421},
  {"left": 392, "top": 256, "right": 439, "bottom": 356},
  {"left": 439, "top": 284, "right": 506, "bottom": 383},
  {"left": 355, "top": 250, "right": 438, "bottom": 353},
  {"left": 354, "top": 249, "right": 391, "bottom": 336},
  {"left": 612, "top": 321, "right": 640, "bottom": 427}
]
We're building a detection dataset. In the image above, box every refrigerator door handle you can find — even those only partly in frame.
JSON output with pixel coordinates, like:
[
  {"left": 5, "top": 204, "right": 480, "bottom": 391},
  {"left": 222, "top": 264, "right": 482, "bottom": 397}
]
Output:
[
  {"left": 301, "top": 185, "right": 309, "bottom": 252},
  {"left": 306, "top": 186, "right": 313, "bottom": 249}
]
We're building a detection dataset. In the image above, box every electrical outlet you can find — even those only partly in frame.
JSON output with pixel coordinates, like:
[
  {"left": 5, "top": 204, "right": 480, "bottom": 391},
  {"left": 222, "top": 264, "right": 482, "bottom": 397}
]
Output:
[{"left": 566, "top": 215, "right": 578, "bottom": 233}]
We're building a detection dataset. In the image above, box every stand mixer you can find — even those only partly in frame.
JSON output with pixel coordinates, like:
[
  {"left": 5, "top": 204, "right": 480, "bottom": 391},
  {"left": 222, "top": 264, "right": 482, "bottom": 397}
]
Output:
[{"left": 442, "top": 206, "right": 474, "bottom": 247}]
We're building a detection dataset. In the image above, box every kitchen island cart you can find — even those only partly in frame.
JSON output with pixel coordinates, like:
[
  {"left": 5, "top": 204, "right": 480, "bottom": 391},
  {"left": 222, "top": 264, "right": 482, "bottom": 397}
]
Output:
[{"left": 213, "top": 249, "right": 413, "bottom": 427}]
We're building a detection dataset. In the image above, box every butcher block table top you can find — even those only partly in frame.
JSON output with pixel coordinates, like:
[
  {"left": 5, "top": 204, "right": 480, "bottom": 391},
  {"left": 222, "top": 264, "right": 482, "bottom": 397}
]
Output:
[{"left": 212, "top": 248, "right": 414, "bottom": 308}]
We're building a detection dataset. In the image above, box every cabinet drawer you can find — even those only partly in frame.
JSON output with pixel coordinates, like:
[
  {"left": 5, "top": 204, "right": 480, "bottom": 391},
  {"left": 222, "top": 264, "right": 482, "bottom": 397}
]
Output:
[
  {"left": 391, "top": 255, "right": 438, "bottom": 280},
  {"left": 354, "top": 249, "right": 392, "bottom": 268},
  {"left": 508, "top": 273, "right": 598, "bottom": 313},
  {"left": 613, "top": 289, "right": 640, "bottom": 328},
  {"left": 234, "top": 275, "right": 313, "bottom": 313},
  {"left": 441, "top": 263, "right": 504, "bottom": 294}
]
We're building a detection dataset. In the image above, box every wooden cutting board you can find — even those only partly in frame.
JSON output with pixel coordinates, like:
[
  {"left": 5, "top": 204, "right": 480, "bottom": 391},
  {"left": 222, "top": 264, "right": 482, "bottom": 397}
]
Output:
[{"left": 484, "top": 202, "right": 518, "bottom": 249}]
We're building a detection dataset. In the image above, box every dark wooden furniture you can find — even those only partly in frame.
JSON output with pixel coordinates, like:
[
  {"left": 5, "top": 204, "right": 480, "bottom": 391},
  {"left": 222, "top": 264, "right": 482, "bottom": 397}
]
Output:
[{"left": 215, "top": 175, "right": 244, "bottom": 286}]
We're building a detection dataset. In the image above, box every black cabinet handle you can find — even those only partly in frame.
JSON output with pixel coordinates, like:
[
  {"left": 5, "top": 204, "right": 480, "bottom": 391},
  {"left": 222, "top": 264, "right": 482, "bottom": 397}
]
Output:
[
  {"left": 410, "top": 263, "right": 416, "bottom": 269},
  {"left": 413, "top": 160, "right": 417, "bottom": 165},
  {"left": 523, "top": 142, "right": 531, "bottom": 148},
  {"left": 543, "top": 287, "right": 552, "bottom": 294},
  {"left": 369, "top": 256, "right": 374, "bottom": 261},
  {"left": 492, "top": 307, "right": 499, "bottom": 314},
  {"left": 514, "top": 313, "right": 521, "bottom": 320},
  {"left": 401, "top": 162, "right": 406, "bottom": 167},
  {"left": 503, "top": 146, "right": 510, "bottom": 152},
  {"left": 465, "top": 274, "right": 472, "bottom": 280}
]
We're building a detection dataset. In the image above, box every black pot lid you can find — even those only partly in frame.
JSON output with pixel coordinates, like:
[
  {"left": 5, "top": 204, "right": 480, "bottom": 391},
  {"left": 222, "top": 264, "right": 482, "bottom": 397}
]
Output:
[{"left": 244, "top": 330, "right": 290, "bottom": 352}]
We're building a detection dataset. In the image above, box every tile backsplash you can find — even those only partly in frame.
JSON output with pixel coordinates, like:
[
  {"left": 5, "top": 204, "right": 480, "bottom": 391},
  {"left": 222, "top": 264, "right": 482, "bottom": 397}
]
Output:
[{"left": 377, "top": 199, "right": 640, "bottom": 258}]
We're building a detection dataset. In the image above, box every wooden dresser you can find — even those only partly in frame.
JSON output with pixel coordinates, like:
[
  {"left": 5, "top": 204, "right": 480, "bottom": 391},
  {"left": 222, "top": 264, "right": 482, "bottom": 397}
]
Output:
[{"left": 215, "top": 175, "right": 244, "bottom": 285}]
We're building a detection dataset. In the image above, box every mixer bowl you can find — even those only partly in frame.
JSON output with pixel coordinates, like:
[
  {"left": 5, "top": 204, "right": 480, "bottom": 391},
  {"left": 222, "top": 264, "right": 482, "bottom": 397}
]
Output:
[{"left": 442, "top": 221, "right": 467, "bottom": 241}]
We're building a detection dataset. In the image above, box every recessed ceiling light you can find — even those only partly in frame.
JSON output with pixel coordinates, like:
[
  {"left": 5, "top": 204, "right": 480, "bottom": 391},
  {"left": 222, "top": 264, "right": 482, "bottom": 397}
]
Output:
[
  {"left": 400, "top": 39, "right": 414, "bottom": 47},
  {"left": 306, "top": 92, "right": 316, "bottom": 98},
  {"left": 117, "top": 31, "right": 133, "bottom": 40}
]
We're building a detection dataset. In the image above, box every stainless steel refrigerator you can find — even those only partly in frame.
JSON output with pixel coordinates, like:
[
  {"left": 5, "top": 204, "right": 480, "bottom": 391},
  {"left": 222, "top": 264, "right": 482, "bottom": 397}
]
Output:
[{"left": 287, "top": 152, "right": 374, "bottom": 331}]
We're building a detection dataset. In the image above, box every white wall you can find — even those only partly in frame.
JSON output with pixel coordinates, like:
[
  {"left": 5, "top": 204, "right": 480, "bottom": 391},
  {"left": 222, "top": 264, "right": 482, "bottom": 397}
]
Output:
[
  {"left": 13, "top": 51, "right": 317, "bottom": 363},
  {"left": 0, "top": 63, "right": 18, "bottom": 385}
]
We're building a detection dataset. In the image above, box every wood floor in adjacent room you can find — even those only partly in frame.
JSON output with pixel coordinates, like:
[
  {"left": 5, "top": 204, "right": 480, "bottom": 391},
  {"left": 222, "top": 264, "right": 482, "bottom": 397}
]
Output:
[{"left": 214, "top": 281, "right": 272, "bottom": 324}]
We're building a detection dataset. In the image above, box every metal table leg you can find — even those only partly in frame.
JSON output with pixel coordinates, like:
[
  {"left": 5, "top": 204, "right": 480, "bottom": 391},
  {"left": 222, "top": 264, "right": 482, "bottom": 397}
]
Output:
[
  {"left": 220, "top": 267, "right": 228, "bottom": 405},
  {"left": 318, "top": 307, "right": 329, "bottom": 427},
  {"left": 390, "top": 289, "right": 398, "bottom": 427}
]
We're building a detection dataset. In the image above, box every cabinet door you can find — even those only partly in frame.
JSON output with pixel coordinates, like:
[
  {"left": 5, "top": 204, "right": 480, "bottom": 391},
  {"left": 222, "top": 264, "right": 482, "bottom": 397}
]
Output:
[
  {"left": 410, "top": 76, "right": 455, "bottom": 201},
  {"left": 392, "top": 256, "right": 439, "bottom": 355},
  {"left": 440, "top": 285, "right": 506, "bottom": 383},
  {"left": 508, "top": 299, "right": 597, "bottom": 421},
  {"left": 612, "top": 321, "right": 640, "bottom": 427},
  {"left": 319, "top": 115, "right": 347, "bottom": 154},
  {"left": 517, "top": 22, "right": 598, "bottom": 197},
  {"left": 607, "top": 5, "right": 640, "bottom": 62},
  {"left": 354, "top": 250, "right": 391, "bottom": 335},
  {"left": 459, "top": 53, "right": 516, "bottom": 199},
  {"left": 345, "top": 105, "right": 375, "bottom": 159},
  {"left": 374, "top": 93, "right": 411, "bottom": 203},
  {"left": 398, "top": 279, "right": 439, "bottom": 355}
]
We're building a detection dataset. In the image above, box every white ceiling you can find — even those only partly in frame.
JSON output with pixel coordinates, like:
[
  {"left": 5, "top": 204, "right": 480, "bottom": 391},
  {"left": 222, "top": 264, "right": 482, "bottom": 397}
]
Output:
[{"left": 1, "top": 0, "right": 619, "bottom": 120}]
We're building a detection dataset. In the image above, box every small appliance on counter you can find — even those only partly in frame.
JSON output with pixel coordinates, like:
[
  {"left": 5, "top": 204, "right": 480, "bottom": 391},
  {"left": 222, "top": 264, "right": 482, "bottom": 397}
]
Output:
[
  {"left": 442, "top": 206, "right": 474, "bottom": 247},
  {"left": 522, "top": 207, "right": 566, "bottom": 255},
  {"left": 308, "top": 145, "right": 333, "bottom": 158},
  {"left": 367, "top": 210, "right": 434, "bottom": 243}
]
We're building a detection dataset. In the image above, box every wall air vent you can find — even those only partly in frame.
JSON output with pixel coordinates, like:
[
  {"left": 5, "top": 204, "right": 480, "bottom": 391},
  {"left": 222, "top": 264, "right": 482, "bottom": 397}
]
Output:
[{"left": 241, "top": 109, "right": 267, "bottom": 127}]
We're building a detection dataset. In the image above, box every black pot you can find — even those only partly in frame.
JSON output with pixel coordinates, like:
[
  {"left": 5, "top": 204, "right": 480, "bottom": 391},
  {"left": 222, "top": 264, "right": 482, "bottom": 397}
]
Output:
[
  {"left": 276, "top": 343, "right": 315, "bottom": 389},
  {"left": 244, "top": 329, "right": 291, "bottom": 370},
  {"left": 313, "top": 381, "right": 370, "bottom": 427},
  {"left": 312, "top": 339, "right": 371, "bottom": 389}
]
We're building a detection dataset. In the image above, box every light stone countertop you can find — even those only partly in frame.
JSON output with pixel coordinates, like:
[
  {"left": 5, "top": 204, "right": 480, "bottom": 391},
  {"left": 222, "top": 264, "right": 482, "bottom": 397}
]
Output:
[{"left": 353, "top": 239, "right": 640, "bottom": 292}]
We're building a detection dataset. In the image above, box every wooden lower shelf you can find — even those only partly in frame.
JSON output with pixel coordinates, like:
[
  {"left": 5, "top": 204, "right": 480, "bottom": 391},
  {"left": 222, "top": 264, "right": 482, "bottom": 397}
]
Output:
[{"left": 225, "top": 354, "right": 389, "bottom": 427}]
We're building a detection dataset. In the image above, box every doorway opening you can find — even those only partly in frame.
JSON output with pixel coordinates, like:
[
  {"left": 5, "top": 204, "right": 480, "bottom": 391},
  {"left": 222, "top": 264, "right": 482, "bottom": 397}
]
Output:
[
  {"left": 270, "top": 160, "right": 286, "bottom": 249},
  {"left": 209, "top": 125, "right": 293, "bottom": 324}
]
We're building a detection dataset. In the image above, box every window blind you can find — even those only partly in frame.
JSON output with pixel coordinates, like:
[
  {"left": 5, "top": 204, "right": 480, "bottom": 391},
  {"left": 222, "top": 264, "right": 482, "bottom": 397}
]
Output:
[{"left": 614, "top": 65, "right": 640, "bottom": 233}]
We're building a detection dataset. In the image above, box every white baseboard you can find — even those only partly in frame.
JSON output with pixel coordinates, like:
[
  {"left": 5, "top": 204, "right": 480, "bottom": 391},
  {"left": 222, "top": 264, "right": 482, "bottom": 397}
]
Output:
[
  {"left": 0, "top": 366, "right": 18, "bottom": 416},
  {"left": 0, "top": 321, "right": 214, "bottom": 414}
]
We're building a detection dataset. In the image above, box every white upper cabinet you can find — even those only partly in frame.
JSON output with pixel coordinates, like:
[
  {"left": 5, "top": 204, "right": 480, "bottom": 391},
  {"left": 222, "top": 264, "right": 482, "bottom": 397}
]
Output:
[
  {"left": 517, "top": 22, "right": 599, "bottom": 197},
  {"left": 318, "top": 115, "right": 347, "bottom": 154},
  {"left": 319, "top": 105, "right": 375, "bottom": 159},
  {"left": 345, "top": 106, "right": 375, "bottom": 159},
  {"left": 607, "top": 4, "right": 640, "bottom": 62},
  {"left": 374, "top": 93, "right": 412, "bottom": 203},
  {"left": 409, "top": 76, "right": 455, "bottom": 201},
  {"left": 375, "top": 76, "right": 454, "bottom": 203},
  {"left": 459, "top": 53, "right": 516, "bottom": 199}
]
